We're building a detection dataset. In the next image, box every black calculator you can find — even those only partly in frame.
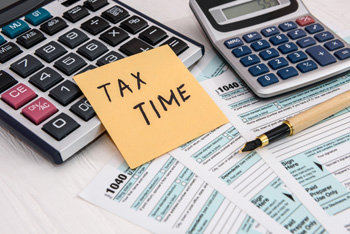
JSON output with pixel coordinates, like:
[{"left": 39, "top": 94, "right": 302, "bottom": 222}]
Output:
[
  {"left": 190, "top": 0, "right": 350, "bottom": 98},
  {"left": 0, "top": 0, "right": 204, "bottom": 164}
]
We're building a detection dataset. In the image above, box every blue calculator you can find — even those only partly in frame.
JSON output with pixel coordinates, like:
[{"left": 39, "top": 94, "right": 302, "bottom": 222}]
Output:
[{"left": 190, "top": 0, "right": 350, "bottom": 97}]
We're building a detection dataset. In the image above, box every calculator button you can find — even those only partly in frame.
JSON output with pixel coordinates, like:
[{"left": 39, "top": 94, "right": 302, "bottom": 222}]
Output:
[
  {"left": 16, "top": 29, "right": 46, "bottom": 49},
  {"left": 0, "top": 70, "right": 17, "bottom": 93},
  {"left": 96, "top": 51, "right": 124, "bottom": 66},
  {"left": 29, "top": 67, "right": 63, "bottom": 92},
  {"left": 261, "top": 26, "right": 280, "bottom": 37},
  {"left": 2, "top": 20, "right": 30, "bottom": 39},
  {"left": 296, "top": 60, "right": 318, "bottom": 73},
  {"left": 54, "top": 53, "right": 87, "bottom": 75},
  {"left": 49, "top": 80, "right": 82, "bottom": 106},
  {"left": 76, "top": 64, "right": 97, "bottom": 75},
  {"left": 296, "top": 16, "right": 315, "bottom": 26},
  {"left": 277, "top": 67, "right": 298, "bottom": 80},
  {"left": 25, "top": 8, "right": 52, "bottom": 26},
  {"left": 257, "top": 73, "right": 279, "bottom": 87},
  {"left": 248, "top": 64, "right": 269, "bottom": 76},
  {"left": 269, "top": 34, "right": 289, "bottom": 45},
  {"left": 268, "top": 57, "right": 288, "bottom": 70},
  {"left": 259, "top": 48, "right": 279, "bottom": 60},
  {"left": 278, "top": 42, "right": 298, "bottom": 54},
  {"left": 81, "top": 16, "right": 110, "bottom": 35},
  {"left": 278, "top": 21, "right": 297, "bottom": 32},
  {"left": 99, "top": 27, "right": 129, "bottom": 46},
  {"left": 70, "top": 97, "right": 96, "bottom": 121},
  {"left": 240, "top": 55, "right": 260, "bottom": 67},
  {"left": 139, "top": 26, "right": 168, "bottom": 45},
  {"left": 77, "top": 39, "right": 108, "bottom": 61},
  {"left": 102, "top": 6, "right": 129, "bottom": 23},
  {"left": 287, "top": 51, "right": 307, "bottom": 63},
  {"left": 0, "top": 35, "right": 6, "bottom": 45},
  {"left": 251, "top": 40, "right": 270, "bottom": 51},
  {"left": 22, "top": 97, "right": 57, "bottom": 125},
  {"left": 324, "top": 39, "right": 344, "bottom": 51},
  {"left": 305, "top": 24, "right": 324, "bottom": 34},
  {"left": 42, "top": 113, "right": 80, "bottom": 141},
  {"left": 296, "top": 37, "right": 316, "bottom": 48},
  {"left": 120, "top": 15, "right": 148, "bottom": 34},
  {"left": 161, "top": 37, "right": 189, "bottom": 56},
  {"left": 59, "top": 29, "right": 89, "bottom": 49},
  {"left": 84, "top": 0, "right": 108, "bottom": 11},
  {"left": 40, "top": 17, "right": 68, "bottom": 36},
  {"left": 35, "top": 41, "right": 67, "bottom": 63},
  {"left": 287, "top": 29, "right": 307, "bottom": 40},
  {"left": 334, "top": 48, "right": 350, "bottom": 60},
  {"left": 63, "top": 5, "right": 90, "bottom": 23},
  {"left": 232, "top": 46, "right": 251, "bottom": 58},
  {"left": 242, "top": 32, "right": 261, "bottom": 43},
  {"left": 119, "top": 38, "right": 152, "bottom": 56},
  {"left": 314, "top": 31, "right": 334, "bottom": 42},
  {"left": 306, "top": 45, "right": 336, "bottom": 66},
  {"left": 1, "top": 83, "right": 36, "bottom": 109},
  {"left": 0, "top": 42, "right": 22, "bottom": 63},
  {"left": 10, "top": 55, "right": 44, "bottom": 78},
  {"left": 224, "top": 37, "right": 243, "bottom": 49}
]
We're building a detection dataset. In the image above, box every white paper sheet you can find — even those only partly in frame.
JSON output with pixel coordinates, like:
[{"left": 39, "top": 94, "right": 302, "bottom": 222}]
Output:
[
  {"left": 80, "top": 152, "right": 283, "bottom": 234},
  {"left": 193, "top": 68, "right": 350, "bottom": 233}
]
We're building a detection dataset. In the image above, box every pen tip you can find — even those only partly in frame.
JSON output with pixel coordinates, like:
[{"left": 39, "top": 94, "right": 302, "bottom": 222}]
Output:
[{"left": 240, "top": 139, "right": 262, "bottom": 152}]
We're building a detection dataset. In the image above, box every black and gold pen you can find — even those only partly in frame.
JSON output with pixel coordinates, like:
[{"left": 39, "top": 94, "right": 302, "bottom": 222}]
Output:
[{"left": 240, "top": 90, "right": 350, "bottom": 152}]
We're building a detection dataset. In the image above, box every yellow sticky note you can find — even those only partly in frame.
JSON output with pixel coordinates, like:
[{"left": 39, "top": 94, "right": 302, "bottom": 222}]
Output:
[{"left": 74, "top": 46, "right": 228, "bottom": 168}]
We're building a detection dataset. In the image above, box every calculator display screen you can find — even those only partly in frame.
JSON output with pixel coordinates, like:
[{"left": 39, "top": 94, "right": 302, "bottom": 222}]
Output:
[
  {"left": 0, "top": 0, "right": 21, "bottom": 11},
  {"left": 222, "top": 0, "right": 280, "bottom": 20}
]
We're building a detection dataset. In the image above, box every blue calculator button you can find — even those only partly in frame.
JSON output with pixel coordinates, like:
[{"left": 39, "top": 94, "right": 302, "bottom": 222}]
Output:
[
  {"left": 257, "top": 73, "right": 279, "bottom": 87},
  {"left": 224, "top": 37, "right": 243, "bottom": 49},
  {"left": 261, "top": 26, "right": 280, "bottom": 37},
  {"left": 296, "top": 37, "right": 316, "bottom": 48},
  {"left": 25, "top": 8, "right": 52, "bottom": 26},
  {"left": 243, "top": 32, "right": 262, "bottom": 43},
  {"left": 269, "top": 34, "right": 289, "bottom": 45},
  {"left": 248, "top": 63, "right": 269, "bottom": 76},
  {"left": 297, "top": 60, "right": 318, "bottom": 73},
  {"left": 259, "top": 48, "right": 279, "bottom": 60},
  {"left": 334, "top": 48, "right": 350, "bottom": 60},
  {"left": 287, "top": 51, "right": 308, "bottom": 63},
  {"left": 277, "top": 67, "right": 298, "bottom": 80},
  {"left": 0, "top": 35, "right": 6, "bottom": 45},
  {"left": 324, "top": 39, "right": 344, "bottom": 51},
  {"left": 314, "top": 31, "right": 334, "bottom": 42},
  {"left": 305, "top": 24, "right": 324, "bottom": 34},
  {"left": 306, "top": 45, "right": 336, "bottom": 66},
  {"left": 240, "top": 54, "right": 260, "bottom": 67},
  {"left": 278, "top": 21, "right": 298, "bottom": 32},
  {"left": 251, "top": 40, "right": 270, "bottom": 51},
  {"left": 2, "top": 19, "right": 30, "bottom": 39},
  {"left": 278, "top": 42, "right": 298, "bottom": 54},
  {"left": 268, "top": 57, "right": 289, "bottom": 70},
  {"left": 287, "top": 29, "right": 307, "bottom": 40},
  {"left": 232, "top": 46, "right": 252, "bottom": 57}
]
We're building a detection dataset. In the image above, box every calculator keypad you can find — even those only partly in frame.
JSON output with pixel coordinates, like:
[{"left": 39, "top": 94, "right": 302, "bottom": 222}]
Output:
[
  {"left": 223, "top": 15, "right": 350, "bottom": 88},
  {"left": 0, "top": 0, "right": 200, "bottom": 163}
]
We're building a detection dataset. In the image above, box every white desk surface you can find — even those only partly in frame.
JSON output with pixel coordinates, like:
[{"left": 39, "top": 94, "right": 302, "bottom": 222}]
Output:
[{"left": 1, "top": 0, "right": 350, "bottom": 233}]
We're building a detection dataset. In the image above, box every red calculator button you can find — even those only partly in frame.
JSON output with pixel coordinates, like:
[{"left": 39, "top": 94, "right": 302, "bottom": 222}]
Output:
[
  {"left": 1, "top": 83, "right": 36, "bottom": 109},
  {"left": 296, "top": 16, "right": 315, "bottom": 26},
  {"left": 22, "top": 97, "right": 57, "bottom": 125}
]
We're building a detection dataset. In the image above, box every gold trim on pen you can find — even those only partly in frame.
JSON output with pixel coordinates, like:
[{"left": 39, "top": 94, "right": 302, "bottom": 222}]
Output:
[
  {"left": 283, "top": 120, "right": 294, "bottom": 136},
  {"left": 257, "top": 134, "right": 269, "bottom": 147}
]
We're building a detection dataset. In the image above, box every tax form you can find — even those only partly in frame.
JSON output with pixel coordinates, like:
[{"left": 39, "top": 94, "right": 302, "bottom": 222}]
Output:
[
  {"left": 191, "top": 63, "right": 350, "bottom": 232},
  {"left": 80, "top": 151, "right": 281, "bottom": 234}
]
